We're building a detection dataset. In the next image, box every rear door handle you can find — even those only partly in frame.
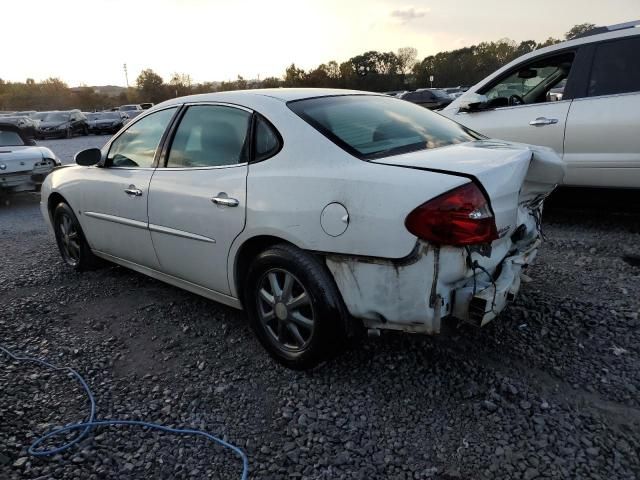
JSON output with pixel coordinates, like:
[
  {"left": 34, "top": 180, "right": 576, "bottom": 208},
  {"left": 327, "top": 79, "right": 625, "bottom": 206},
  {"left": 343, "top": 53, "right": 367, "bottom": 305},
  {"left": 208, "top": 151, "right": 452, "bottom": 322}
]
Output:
[
  {"left": 529, "top": 117, "right": 558, "bottom": 126},
  {"left": 124, "top": 186, "right": 143, "bottom": 196},
  {"left": 211, "top": 195, "right": 239, "bottom": 207}
]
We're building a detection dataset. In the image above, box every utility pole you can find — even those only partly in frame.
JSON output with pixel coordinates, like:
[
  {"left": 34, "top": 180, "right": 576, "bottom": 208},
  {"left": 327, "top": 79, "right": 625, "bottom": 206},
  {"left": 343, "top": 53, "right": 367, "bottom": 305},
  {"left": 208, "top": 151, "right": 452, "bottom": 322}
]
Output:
[{"left": 123, "top": 63, "right": 129, "bottom": 88}]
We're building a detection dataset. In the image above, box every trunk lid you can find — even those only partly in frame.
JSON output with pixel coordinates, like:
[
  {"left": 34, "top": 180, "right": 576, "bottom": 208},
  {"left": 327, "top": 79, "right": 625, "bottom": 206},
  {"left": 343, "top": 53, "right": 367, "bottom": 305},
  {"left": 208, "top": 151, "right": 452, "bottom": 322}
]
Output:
[
  {"left": 0, "top": 147, "right": 45, "bottom": 174},
  {"left": 372, "top": 139, "right": 565, "bottom": 240}
]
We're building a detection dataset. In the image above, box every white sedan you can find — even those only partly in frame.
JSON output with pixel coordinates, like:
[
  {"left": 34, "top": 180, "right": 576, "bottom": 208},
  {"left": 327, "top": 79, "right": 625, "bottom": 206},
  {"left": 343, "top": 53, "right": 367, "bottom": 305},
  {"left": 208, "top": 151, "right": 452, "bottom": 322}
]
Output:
[
  {"left": 40, "top": 89, "right": 564, "bottom": 369},
  {"left": 1, "top": 123, "right": 59, "bottom": 194}
]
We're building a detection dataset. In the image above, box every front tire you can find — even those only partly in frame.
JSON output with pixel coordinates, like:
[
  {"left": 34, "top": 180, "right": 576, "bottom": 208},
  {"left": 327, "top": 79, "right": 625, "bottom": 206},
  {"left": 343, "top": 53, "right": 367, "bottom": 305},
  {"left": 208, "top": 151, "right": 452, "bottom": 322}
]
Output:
[
  {"left": 245, "top": 244, "right": 348, "bottom": 370},
  {"left": 52, "top": 202, "right": 100, "bottom": 271}
]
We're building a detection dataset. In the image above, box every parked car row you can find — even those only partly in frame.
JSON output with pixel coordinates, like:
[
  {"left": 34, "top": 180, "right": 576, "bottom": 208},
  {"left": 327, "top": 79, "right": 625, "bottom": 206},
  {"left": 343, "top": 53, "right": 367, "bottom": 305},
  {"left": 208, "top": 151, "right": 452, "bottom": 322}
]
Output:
[
  {"left": 0, "top": 103, "right": 154, "bottom": 140},
  {"left": 85, "top": 112, "right": 130, "bottom": 135}
]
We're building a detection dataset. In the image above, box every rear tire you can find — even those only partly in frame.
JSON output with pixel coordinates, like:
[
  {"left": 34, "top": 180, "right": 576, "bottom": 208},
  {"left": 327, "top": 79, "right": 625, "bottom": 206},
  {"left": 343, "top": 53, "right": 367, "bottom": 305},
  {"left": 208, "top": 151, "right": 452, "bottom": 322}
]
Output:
[
  {"left": 52, "top": 202, "right": 101, "bottom": 271},
  {"left": 245, "top": 243, "right": 348, "bottom": 370}
]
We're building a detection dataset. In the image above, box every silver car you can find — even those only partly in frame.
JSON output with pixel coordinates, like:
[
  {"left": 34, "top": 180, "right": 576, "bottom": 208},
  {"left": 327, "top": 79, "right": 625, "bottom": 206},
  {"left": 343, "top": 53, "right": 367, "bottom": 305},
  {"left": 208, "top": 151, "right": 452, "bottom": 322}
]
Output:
[{"left": 0, "top": 124, "right": 60, "bottom": 194}]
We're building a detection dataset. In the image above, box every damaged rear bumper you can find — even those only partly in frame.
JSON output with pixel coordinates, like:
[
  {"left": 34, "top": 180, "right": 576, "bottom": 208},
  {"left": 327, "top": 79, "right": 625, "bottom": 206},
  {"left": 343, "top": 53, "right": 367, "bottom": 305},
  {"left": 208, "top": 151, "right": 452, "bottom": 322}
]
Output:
[
  {"left": 0, "top": 163, "right": 56, "bottom": 193},
  {"left": 451, "top": 239, "right": 539, "bottom": 326},
  {"left": 325, "top": 235, "right": 539, "bottom": 335}
]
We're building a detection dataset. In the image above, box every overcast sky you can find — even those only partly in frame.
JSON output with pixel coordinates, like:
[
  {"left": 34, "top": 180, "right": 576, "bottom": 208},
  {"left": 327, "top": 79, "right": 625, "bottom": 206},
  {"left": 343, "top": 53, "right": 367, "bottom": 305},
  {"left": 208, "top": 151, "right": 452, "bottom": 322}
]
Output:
[{"left": 4, "top": 0, "right": 639, "bottom": 86}]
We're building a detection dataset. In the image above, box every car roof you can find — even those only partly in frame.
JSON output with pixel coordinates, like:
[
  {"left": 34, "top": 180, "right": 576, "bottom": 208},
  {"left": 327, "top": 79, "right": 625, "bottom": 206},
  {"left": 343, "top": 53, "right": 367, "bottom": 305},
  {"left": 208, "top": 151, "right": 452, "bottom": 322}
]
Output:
[
  {"left": 507, "top": 24, "right": 639, "bottom": 64},
  {"left": 159, "top": 88, "right": 382, "bottom": 107},
  {"left": 449, "top": 24, "right": 640, "bottom": 100}
]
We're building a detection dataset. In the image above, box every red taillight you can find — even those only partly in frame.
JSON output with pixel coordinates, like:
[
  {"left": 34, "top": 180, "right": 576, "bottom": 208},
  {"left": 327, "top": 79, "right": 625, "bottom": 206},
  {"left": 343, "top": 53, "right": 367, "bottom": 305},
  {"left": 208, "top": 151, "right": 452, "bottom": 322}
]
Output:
[{"left": 405, "top": 182, "right": 498, "bottom": 246}]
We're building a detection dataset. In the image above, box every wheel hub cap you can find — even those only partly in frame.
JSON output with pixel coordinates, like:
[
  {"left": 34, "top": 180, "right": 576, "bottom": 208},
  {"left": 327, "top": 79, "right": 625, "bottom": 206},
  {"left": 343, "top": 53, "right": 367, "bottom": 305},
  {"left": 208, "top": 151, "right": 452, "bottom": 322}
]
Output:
[
  {"left": 275, "top": 302, "right": 288, "bottom": 320},
  {"left": 256, "top": 269, "right": 315, "bottom": 352}
]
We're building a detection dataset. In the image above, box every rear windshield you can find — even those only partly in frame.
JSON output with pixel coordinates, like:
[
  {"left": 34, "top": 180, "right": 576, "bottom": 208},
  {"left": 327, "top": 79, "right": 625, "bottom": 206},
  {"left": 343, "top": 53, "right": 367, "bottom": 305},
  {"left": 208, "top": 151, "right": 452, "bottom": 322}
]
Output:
[
  {"left": 0, "top": 130, "right": 25, "bottom": 146},
  {"left": 288, "top": 95, "right": 478, "bottom": 160}
]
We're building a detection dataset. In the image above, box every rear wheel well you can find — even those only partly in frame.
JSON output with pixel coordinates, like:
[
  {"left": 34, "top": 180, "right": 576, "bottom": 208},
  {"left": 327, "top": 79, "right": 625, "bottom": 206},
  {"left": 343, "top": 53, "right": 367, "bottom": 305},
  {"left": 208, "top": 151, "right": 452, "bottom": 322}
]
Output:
[
  {"left": 234, "top": 236, "right": 297, "bottom": 306},
  {"left": 234, "top": 235, "right": 364, "bottom": 341}
]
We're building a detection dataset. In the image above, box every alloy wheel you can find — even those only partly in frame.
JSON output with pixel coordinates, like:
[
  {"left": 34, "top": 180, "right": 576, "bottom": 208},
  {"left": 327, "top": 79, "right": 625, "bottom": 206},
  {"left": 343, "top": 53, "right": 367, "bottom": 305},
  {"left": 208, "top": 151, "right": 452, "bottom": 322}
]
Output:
[
  {"left": 256, "top": 268, "right": 315, "bottom": 352},
  {"left": 57, "top": 212, "right": 81, "bottom": 266}
]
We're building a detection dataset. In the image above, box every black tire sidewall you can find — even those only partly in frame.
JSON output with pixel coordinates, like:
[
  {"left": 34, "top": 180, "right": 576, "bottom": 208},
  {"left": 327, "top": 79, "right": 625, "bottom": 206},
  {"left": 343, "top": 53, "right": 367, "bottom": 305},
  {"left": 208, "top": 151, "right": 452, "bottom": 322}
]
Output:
[{"left": 245, "top": 244, "right": 346, "bottom": 370}]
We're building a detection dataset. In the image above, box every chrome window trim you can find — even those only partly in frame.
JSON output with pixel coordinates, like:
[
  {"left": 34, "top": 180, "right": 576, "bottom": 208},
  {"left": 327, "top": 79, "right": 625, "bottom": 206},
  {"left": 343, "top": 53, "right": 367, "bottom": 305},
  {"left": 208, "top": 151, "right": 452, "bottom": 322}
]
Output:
[{"left": 156, "top": 163, "right": 248, "bottom": 172}]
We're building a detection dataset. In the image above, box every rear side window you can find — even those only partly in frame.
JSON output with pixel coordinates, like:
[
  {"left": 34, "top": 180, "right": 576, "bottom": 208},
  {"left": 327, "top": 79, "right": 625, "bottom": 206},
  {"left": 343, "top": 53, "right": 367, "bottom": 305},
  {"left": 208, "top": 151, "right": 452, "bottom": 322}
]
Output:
[
  {"left": 254, "top": 115, "right": 282, "bottom": 162},
  {"left": 588, "top": 37, "right": 640, "bottom": 97},
  {"left": 167, "top": 105, "right": 251, "bottom": 168},
  {"left": 289, "top": 95, "right": 478, "bottom": 160}
]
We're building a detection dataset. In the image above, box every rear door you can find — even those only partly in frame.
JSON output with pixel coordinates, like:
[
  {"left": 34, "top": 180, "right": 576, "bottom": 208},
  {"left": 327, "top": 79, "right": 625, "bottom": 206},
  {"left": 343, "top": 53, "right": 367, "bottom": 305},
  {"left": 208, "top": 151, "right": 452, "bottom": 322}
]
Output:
[
  {"left": 451, "top": 50, "right": 579, "bottom": 154},
  {"left": 147, "top": 104, "right": 252, "bottom": 295},
  {"left": 563, "top": 35, "right": 640, "bottom": 187}
]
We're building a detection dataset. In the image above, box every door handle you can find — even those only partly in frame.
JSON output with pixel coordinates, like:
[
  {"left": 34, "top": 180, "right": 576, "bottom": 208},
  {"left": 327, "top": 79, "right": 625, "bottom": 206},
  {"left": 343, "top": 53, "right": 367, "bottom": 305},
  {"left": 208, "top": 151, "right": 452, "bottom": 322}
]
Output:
[
  {"left": 529, "top": 117, "right": 558, "bottom": 126},
  {"left": 211, "top": 195, "right": 239, "bottom": 207},
  {"left": 124, "top": 186, "right": 143, "bottom": 196}
]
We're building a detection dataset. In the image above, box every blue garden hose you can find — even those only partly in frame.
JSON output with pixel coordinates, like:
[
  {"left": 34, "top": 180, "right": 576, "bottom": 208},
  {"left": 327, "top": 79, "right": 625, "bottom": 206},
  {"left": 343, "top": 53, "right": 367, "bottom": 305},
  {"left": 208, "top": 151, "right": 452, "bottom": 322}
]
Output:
[{"left": 0, "top": 345, "right": 249, "bottom": 479}]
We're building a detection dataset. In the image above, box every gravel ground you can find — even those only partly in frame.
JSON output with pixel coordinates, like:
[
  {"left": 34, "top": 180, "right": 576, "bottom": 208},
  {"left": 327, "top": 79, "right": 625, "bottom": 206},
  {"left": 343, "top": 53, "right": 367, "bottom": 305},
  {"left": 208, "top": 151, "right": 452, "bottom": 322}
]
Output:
[{"left": 1, "top": 137, "right": 639, "bottom": 479}]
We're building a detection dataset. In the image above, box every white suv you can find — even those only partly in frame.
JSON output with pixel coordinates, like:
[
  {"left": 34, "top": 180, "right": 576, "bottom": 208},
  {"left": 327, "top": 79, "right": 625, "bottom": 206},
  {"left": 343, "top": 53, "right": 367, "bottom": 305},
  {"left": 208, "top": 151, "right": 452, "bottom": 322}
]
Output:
[{"left": 442, "top": 21, "right": 640, "bottom": 188}]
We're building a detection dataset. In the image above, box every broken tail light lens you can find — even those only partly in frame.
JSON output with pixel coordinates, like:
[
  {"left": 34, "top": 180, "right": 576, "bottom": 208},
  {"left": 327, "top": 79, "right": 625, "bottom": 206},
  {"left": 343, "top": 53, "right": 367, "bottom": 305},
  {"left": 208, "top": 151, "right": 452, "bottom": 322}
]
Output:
[{"left": 405, "top": 182, "right": 498, "bottom": 246}]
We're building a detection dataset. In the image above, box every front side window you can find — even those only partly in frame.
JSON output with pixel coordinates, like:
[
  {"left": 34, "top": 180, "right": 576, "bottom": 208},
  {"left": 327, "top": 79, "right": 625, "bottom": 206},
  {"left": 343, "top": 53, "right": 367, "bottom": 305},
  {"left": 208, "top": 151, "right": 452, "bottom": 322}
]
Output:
[
  {"left": 107, "top": 108, "right": 176, "bottom": 168},
  {"left": 482, "top": 52, "right": 574, "bottom": 107},
  {"left": 289, "top": 95, "right": 478, "bottom": 160},
  {"left": 589, "top": 37, "right": 640, "bottom": 97},
  {"left": 166, "top": 105, "right": 251, "bottom": 168}
]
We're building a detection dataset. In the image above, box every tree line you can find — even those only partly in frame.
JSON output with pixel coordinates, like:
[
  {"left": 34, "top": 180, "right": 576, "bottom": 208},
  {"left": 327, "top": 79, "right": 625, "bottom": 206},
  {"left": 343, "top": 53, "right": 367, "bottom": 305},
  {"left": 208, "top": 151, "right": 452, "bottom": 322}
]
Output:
[{"left": 0, "top": 23, "right": 594, "bottom": 111}]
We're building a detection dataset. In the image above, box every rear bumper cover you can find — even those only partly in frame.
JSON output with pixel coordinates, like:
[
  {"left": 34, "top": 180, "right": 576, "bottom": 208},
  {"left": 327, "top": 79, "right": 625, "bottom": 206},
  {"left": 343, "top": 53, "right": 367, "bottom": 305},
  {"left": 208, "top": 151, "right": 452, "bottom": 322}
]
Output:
[
  {"left": 451, "top": 239, "right": 539, "bottom": 326},
  {"left": 0, "top": 163, "right": 56, "bottom": 192},
  {"left": 326, "top": 235, "right": 539, "bottom": 335}
]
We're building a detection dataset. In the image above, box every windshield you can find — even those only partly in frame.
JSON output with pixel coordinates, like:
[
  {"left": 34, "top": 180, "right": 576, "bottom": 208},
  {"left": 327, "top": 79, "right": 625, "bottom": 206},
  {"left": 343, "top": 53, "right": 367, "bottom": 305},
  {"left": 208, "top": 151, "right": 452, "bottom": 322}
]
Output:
[
  {"left": 120, "top": 105, "right": 138, "bottom": 111},
  {"left": 42, "top": 112, "right": 69, "bottom": 122},
  {"left": 288, "top": 95, "right": 479, "bottom": 160},
  {"left": 86, "top": 113, "right": 102, "bottom": 120},
  {"left": 103, "top": 112, "right": 121, "bottom": 120},
  {"left": 429, "top": 89, "right": 450, "bottom": 99},
  {"left": 0, "top": 130, "right": 25, "bottom": 146}
]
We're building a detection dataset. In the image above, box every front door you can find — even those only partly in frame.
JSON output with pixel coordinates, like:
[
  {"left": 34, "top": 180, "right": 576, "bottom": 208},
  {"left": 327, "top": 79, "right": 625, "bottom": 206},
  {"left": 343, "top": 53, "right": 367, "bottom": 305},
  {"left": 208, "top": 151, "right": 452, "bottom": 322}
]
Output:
[
  {"left": 452, "top": 50, "right": 577, "bottom": 155},
  {"left": 148, "top": 104, "right": 251, "bottom": 295},
  {"left": 79, "top": 107, "right": 177, "bottom": 268},
  {"left": 454, "top": 101, "right": 571, "bottom": 154}
]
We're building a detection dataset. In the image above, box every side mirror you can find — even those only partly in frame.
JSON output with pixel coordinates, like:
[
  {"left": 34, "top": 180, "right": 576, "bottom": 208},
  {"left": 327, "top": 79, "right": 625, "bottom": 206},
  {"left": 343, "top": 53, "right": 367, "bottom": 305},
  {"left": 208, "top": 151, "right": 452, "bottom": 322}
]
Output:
[
  {"left": 458, "top": 93, "right": 488, "bottom": 112},
  {"left": 75, "top": 148, "right": 102, "bottom": 166}
]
